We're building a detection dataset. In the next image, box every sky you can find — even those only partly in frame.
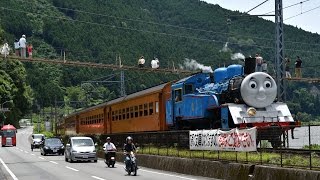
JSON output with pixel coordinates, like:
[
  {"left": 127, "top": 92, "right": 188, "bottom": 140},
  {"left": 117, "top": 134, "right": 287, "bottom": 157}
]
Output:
[{"left": 204, "top": 0, "right": 320, "bottom": 34}]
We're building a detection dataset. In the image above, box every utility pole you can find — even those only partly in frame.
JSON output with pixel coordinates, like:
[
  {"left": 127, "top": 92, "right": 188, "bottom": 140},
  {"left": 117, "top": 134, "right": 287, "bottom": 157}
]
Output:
[
  {"left": 38, "top": 104, "right": 40, "bottom": 133},
  {"left": 118, "top": 55, "right": 126, "bottom": 97},
  {"left": 275, "top": 0, "right": 285, "bottom": 102},
  {"left": 55, "top": 97, "right": 57, "bottom": 135},
  {"left": 51, "top": 103, "right": 53, "bottom": 132}
]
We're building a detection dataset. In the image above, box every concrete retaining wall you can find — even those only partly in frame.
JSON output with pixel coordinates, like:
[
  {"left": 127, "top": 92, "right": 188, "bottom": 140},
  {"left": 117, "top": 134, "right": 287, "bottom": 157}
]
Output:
[
  {"left": 98, "top": 152, "right": 320, "bottom": 180},
  {"left": 251, "top": 165, "right": 320, "bottom": 180}
]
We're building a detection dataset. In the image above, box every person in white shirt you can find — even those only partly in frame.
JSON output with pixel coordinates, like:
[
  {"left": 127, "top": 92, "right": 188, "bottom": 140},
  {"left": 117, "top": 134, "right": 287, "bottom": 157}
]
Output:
[
  {"left": 151, "top": 58, "right": 159, "bottom": 69},
  {"left": 19, "top": 35, "right": 27, "bottom": 58},
  {"left": 103, "top": 137, "right": 116, "bottom": 160},
  {"left": 14, "top": 39, "right": 20, "bottom": 56},
  {"left": 0, "top": 43, "right": 10, "bottom": 58},
  {"left": 138, "top": 56, "right": 145, "bottom": 68}
]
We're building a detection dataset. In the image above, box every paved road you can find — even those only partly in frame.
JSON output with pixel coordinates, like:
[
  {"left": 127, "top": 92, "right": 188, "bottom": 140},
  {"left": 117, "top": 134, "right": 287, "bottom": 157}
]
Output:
[{"left": 0, "top": 126, "right": 215, "bottom": 180}]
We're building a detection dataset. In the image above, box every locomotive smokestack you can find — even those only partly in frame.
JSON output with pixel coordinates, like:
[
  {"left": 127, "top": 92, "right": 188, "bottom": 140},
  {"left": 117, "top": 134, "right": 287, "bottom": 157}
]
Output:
[{"left": 244, "top": 57, "right": 256, "bottom": 75}]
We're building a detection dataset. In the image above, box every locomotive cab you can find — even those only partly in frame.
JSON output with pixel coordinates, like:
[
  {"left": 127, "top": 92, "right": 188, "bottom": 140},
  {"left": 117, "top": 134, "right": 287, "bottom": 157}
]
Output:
[{"left": 166, "top": 73, "right": 216, "bottom": 129}]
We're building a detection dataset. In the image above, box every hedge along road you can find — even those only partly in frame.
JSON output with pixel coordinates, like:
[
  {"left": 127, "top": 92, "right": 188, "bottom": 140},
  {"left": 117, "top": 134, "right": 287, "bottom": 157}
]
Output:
[{"left": 0, "top": 126, "right": 216, "bottom": 180}]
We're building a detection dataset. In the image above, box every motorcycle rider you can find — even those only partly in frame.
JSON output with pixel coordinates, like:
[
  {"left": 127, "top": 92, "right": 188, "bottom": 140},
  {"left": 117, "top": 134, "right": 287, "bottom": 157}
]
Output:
[
  {"left": 103, "top": 137, "right": 117, "bottom": 162},
  {"left": 123, "top": 136, "right": 137, "bottom": 171}
]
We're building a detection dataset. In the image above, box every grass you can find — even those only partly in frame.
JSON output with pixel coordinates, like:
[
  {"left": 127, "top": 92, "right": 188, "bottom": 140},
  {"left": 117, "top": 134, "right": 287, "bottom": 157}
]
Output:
[
  {"left": 137, "top": 146, "right": 320, "bottom": 170},
  {"left": 303, "top": 144, "right": 320, "bottom": 150}
]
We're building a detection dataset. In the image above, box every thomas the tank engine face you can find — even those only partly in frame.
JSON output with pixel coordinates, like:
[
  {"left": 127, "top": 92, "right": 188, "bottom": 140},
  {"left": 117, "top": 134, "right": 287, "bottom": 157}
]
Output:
[{"left": 240, "top": 72, "right": 277, "bottom": 108}]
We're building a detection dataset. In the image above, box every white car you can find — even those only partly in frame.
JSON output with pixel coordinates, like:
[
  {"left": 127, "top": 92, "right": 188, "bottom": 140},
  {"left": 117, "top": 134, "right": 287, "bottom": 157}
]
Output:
[
  {"left": 31, "top": 134, "right": 45, "bottom": 150},
  {"left": 64, "top": 137, "right": 97, "bottom": 163}
]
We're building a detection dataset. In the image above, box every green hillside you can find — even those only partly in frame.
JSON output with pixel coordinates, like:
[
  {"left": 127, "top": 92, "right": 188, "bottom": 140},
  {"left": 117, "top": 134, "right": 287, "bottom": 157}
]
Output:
[{"left": 0, "top": 0, "right": 320, "bottom": 123}]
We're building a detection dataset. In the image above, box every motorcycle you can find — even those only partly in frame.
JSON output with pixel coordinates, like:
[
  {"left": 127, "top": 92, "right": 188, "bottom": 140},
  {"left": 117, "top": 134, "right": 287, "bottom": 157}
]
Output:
[
  {"left": 125, "top": 152, "right": 137, "bottom": 176},
  {"left": 104, "top": 151, "right": 116, "bottom": 168}
]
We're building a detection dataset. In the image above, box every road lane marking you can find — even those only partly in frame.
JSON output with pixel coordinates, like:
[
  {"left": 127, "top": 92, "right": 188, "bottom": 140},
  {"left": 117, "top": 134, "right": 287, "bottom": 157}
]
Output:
[
  {"left": 38, "top": 157, "right": 45, "bottom": 160},
  {"left": 31, "top": 154, "right": 35, "bottom": 156},
  {"left": 19, "top": 149, "right": 23, "bottom": 152},
  {"left": 24, "top": 151, "right": 28, "bottom": 153},
  {"left": 139, "top": 169, "right": 197, "bottom": 180},
  {"left": 49, "top": 161, "right": 58, "bottom": 164},
  {"left": 0, "top": 158, "right": 19, "bottom": 180},
  {"left": 65, "top": 166, "right": 79, "bottom": 172},
  {"left": 91, "top": 176, "right": 105, "bottom": 180}
]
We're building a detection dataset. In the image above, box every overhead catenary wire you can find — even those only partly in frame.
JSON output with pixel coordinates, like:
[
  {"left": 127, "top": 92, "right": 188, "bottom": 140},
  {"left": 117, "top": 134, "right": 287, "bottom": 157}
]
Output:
[
  {"left": 245, "top": 0, "right": 270, "bottom": 14},
  {"left": 285, "top": 4, "right": 320, "bottom": 20},
  {"left": 261, "top": 0, "right": 311, "bottom": 15}
]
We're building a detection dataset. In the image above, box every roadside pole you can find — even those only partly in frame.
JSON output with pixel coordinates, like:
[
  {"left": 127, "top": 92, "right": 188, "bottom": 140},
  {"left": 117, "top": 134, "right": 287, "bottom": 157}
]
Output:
[{"left": 37, "top": 105, "right": 40, "bottom": 133}]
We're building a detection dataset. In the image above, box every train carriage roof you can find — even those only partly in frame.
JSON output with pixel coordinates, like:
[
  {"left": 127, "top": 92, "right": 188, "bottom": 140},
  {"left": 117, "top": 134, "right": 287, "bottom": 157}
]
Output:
[{"left": 64, "top": 82, "right": 170, "bottom": 118}]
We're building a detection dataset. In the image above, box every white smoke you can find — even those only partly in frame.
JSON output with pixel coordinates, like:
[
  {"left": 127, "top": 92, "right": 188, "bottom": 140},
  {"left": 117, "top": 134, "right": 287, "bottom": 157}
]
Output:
[
  {"left": 179, "top": 58, "right": 213, "bottom": 73},
  {"left": 231, "top": 53, "right": 245, "bottom": 61},
  {"left": 219, "top": 42, "right": 230, "bottom": 52}
]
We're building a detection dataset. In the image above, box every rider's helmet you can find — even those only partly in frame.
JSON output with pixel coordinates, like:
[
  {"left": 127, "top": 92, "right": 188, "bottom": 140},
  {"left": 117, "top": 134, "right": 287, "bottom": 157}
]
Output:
[
  {"left": 106, "top": 137, "right": 111, "bottom": 141},
  {"left": 126, "top": 136, "right": 133, "bottom": 143}
]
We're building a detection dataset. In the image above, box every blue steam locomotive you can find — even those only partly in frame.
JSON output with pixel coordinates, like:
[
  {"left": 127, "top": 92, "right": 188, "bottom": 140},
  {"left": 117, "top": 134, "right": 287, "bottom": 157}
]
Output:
[{"left": 165, "top": 58, "right": 297, "bottom": 147}]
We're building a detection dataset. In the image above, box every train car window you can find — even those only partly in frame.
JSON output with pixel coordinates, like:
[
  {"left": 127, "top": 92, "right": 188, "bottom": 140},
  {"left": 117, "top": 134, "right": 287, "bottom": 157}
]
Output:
[
  {"left": 112, "top": 111, "right": 114, "bottom": 121},
  {"left": 119, "top": 111, "right": 122, "bottom": 120},
  {"left": 122, "top": 109, "right": 126, "bottom": 120},
  {"left": 149, "top": 102, "right": 154, "bottom": 115},
  {"left": 126, "top": 108, "right": 130, "bottom": 119},
  {"left": 184, "top": 84, "right": 193, "bottom": 94},
  {"left": 155, "top": 101, "right": 159, "bottom": 113},
  {"left": 139, "top": 105, "right": 143, "bottom": 116},
  {"left": 175, "top": 89, "right": 182, "bottom": 102},
  {"left": 144, "top": 104, "right": 148, "bottom": 116},
  {"left": 135, "top": 106, "right": 138, "bottom": 117},
  {"left": 115, "top": 110, "right": 118, "bottom": 121},
  {"left": 130, "top": 107, "right": 134, "bottom": 118}
]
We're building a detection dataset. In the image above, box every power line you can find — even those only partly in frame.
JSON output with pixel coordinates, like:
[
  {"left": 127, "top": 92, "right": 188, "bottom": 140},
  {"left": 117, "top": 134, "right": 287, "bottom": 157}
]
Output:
[
  {"left": 22, "top": 3, "right": 311, "bottom": 44},
  {"left": 3, "top": 3, "right": 320, "bottom": 49},
  {"left": 0, "top": 6, "right": 275, "bottom": 49},
  {"left": 262, "top": 0, "right": 311, "bottom": 15},
  {"left": 246, "top": 0, "right": 270, "bottom": 14},
  {"left": 2, "top": 6, "right": 320, "bottom": 55},
  {"left": 285, "top": 4, "right": 320, "bottom": 20}
]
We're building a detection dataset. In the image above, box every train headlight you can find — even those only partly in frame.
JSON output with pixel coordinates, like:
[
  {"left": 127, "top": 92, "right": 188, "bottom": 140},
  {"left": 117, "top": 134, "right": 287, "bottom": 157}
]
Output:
[{"left": 247, "top": 107, "right": 257, "bottom": 116}]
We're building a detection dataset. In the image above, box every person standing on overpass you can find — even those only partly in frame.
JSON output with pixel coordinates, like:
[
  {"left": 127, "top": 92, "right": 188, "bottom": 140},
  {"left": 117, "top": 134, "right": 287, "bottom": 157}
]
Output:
[{"left": 19, "top": 35, "right": 27, "bottom": 58}]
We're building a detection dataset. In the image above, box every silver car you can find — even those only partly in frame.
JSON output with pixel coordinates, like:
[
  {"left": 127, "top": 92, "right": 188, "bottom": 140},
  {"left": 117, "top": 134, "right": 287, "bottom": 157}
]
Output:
[{"left": 64, "top": 137, "right": 97, "bottom": 163}]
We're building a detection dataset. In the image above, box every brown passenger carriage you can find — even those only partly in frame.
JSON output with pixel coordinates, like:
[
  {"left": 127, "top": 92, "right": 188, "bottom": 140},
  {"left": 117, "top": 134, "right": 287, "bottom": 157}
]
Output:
[{"left": 61, "top": 82, "right": 172, "bottom": 135}]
